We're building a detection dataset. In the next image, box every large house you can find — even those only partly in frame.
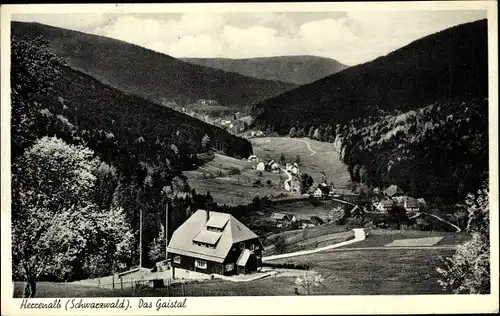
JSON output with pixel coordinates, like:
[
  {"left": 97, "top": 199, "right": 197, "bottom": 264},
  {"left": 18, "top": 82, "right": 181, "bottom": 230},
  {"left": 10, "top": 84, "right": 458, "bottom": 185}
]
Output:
[{"left": 167, "top": 210, "right": 263, "bottom": 276}]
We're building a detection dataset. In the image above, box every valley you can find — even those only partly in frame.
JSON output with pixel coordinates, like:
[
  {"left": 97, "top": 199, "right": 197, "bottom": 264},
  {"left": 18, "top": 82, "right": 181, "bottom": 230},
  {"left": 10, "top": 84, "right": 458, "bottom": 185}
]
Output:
[{"left": 8, "top": 12, "right": 492, "bottom": 302}]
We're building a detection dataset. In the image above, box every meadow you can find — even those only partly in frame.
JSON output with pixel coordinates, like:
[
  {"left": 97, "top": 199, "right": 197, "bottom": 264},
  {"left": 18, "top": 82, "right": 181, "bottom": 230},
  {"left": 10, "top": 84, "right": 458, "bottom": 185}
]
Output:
[{"left": 251, "top": 137, "right": 351, "bottom": 188}]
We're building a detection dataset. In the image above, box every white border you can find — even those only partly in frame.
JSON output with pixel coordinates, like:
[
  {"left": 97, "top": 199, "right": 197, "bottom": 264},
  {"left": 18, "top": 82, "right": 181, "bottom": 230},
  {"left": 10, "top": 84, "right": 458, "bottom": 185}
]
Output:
[{"left": 1, "top": 2, "right": 498, "bottom": 315}]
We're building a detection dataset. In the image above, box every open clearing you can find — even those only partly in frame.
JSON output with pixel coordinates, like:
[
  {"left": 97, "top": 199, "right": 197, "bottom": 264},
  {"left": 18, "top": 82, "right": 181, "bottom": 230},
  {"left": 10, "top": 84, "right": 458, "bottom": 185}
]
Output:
[
  {"left": 184, "top": 153, "right": 293, "bottom": 205},
  {"left": 385, "top": 237, "right": 444, "bottom": 247},
  {"left": 251, "top": 137, "right": 351, "bottom": 188}
]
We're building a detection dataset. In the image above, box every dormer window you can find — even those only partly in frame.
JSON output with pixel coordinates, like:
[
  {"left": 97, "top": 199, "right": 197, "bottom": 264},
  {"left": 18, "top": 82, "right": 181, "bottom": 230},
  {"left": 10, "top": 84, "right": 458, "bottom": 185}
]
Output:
[{"left": 239, "top": 242, "right": 245, "bottom": 250}]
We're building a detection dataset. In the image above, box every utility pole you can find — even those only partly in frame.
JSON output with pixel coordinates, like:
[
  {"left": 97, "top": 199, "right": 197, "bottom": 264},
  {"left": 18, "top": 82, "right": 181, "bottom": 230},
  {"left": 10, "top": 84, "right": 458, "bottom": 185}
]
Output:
[
  {"left": 165, "top": 202, "right": 169, "bottom": 265},
  {"left": 139, "top": 208, "right": 142, "bottom": 268}
]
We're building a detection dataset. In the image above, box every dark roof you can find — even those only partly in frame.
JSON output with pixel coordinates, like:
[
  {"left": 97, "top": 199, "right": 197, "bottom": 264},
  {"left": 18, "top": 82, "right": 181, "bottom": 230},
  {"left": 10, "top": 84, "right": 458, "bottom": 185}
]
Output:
[{"left": 310, "top": 216, "right": 324, "bottom": 225}]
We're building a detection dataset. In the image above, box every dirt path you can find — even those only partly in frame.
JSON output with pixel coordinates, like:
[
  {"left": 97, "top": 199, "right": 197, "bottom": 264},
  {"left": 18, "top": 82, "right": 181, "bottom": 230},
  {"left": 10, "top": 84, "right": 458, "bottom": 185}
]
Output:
[
  {"left": 262, "top": 228, "right": 366, "bottom": 261},
  {"left": 299, "top": 139, "right": 317, "bottom": 156},
  {"left": 417, "top": 212, "right": 462, "bottom": 232}
]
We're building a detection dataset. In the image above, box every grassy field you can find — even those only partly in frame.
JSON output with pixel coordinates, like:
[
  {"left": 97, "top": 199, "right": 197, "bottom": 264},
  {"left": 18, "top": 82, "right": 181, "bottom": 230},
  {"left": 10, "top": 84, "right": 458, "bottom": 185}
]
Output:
[
  {"left": 13, "top": 282, "right": 126, "bottom": 298},
  {"left": 184, "top": 153, "right": 293, "bottom": 205},
  {"left": 11, "top": 248, "right": 454, "bottom": 297},
  {"left": 341, "top": 229, "right": 471, "bottom": 249},
  {"left": 251, "top": 137, "right": 351, "bottom": 188}
]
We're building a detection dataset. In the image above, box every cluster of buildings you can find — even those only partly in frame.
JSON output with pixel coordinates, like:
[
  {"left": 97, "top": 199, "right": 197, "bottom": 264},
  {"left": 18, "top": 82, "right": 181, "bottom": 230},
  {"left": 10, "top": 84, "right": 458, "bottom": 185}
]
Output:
[
  {"left": 269, "top": 212, "right": 324, "bottom": 229},
  {"left": 248, "top": 155, "right": 281, "bottom": 173},
  {"left": 371, "top": 185, "right": 426, "bottom": 213}
]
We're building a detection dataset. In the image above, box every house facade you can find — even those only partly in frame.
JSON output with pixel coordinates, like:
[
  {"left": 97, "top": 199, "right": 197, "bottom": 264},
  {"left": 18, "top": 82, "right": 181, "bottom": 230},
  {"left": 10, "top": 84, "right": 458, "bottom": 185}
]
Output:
[{"left": 167, "top": 210, "right": 263, "bottom": 276}]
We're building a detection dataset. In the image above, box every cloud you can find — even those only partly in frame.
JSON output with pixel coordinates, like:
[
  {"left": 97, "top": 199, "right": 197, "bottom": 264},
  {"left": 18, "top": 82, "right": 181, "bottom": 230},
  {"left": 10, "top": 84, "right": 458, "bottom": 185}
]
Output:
[{"left": 13, "top": 10, "right": 487, "bottom": 65}]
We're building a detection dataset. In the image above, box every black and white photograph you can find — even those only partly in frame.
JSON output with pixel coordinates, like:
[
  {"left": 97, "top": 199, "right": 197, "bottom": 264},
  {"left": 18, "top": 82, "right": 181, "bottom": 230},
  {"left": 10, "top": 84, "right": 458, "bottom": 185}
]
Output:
[{"left": 1, "top": 2, "right": 498, "bottom": 315}]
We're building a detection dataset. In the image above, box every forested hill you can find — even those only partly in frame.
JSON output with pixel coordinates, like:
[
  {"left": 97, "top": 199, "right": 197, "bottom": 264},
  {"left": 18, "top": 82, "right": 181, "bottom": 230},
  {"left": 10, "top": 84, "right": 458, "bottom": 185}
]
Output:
[
  {"left": 11, "top": 36, "right": 248, "bottom": 277},
  {"left": 11, "top": 22, "right": 297, "bottom": 114},
  {"left": 252, "top": 19, "right": 488, "bottom": 133},
  {"left": 180, "top": 55, "right": 348, "bottom": 85}
]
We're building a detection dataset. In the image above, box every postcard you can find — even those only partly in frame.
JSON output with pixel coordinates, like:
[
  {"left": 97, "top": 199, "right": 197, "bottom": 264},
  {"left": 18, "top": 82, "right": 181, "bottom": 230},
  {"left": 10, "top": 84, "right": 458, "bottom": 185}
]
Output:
[{"left": 1, "top": 2, "right": 498, "bottom": 315}]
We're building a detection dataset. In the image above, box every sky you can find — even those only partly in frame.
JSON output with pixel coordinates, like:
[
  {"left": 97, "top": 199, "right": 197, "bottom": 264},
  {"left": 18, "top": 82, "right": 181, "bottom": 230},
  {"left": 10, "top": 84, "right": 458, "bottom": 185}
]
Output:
[{"left": 13, "top": 10, "right": 486, "bottom": 65}]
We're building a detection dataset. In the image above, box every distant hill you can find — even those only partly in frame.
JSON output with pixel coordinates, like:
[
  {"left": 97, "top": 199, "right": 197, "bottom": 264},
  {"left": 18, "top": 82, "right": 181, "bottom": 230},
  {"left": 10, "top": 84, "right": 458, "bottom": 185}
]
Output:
[
  {"left": 11, "top": 22, "right": 297, "bottom": 115},
  {"left": 180, "top": 56, "right": 348, "bottom": 85},
  {"left": 250, "top": 19, "right": 489, "bottom": 205},
  {"left": 252, "top": 19, "right": 488, "bottom": 134}
]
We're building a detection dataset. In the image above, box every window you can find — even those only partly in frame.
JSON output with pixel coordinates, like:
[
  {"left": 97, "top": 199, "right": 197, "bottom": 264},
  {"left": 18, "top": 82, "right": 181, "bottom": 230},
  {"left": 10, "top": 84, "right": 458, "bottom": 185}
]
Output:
[
  {"left": 195, "top": 259, "right": 207, "bottom": 269},
  {"left": 250, "top": 244, "right": 255, "bottom": 251},
  {"left": 255, "top": 245, "right": 260, "bottom": 250},
  {"left": 225, "top": 263, "right": 234, "bottom": 272},
  {"left": 173, "top": 256, "right": 181, "bottom": 264},
  {"left": 239, "top": 242, "right": 245, "bottom": 250}
]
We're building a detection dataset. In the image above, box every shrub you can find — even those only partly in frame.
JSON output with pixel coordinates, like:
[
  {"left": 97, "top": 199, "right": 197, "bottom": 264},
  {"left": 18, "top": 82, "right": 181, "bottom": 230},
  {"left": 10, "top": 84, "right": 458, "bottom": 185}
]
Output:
[
  {"left": 262, "top": 262, "right": 310, "bottom": 270},
  {"left": 228, "top": 167, "right": 241, "bottom": 175}
]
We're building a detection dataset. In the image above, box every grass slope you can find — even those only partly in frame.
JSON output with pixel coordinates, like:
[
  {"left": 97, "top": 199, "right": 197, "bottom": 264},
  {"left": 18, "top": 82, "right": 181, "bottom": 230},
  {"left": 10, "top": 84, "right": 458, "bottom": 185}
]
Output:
[
  {"left": 251, "top": 137, "right": 351, "bottom": 187},
  {"left": 181, "top": 55, "right": 348, "bottom": 85},
  {"left": 253, "top": 19, "right": 488, "bottom": 133},
  {"left": 11, "top": 21, "right": 297, "bottom": 113},
  {"left": 184, "top": 153, "right": 293, "bottom": 205}
]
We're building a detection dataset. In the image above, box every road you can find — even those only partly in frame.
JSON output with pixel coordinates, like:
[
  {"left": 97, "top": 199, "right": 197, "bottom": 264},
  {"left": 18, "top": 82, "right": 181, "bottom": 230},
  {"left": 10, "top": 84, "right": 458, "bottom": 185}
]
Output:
[
  {"left": 281, "top": 167, "right": 293, "bottom": 190},
  {"left": 262, "top": 228, "right": 366, "bottom": 261},
  {"left": 299, "top": 139, "right": 317, "bottom": 156}
]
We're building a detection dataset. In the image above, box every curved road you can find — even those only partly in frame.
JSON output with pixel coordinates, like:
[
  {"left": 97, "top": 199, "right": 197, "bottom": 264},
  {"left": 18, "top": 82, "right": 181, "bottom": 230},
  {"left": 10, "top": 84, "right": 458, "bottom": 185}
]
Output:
[{"left": 299, "top": 139, "right": 317, "bottom": 156}]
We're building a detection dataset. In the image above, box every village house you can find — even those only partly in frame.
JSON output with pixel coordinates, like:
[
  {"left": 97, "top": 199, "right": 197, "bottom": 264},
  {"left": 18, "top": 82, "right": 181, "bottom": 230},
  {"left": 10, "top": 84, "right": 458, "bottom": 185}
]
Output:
[
  {"left": 255, "top": 161, "right": 266, "bottom": 171},
  {"left": 312, "top": 183, "right": 330, "bottom": 199},
  {"left": 403, "top": 197, "right": 421, "bottom": 212},
  {"left": 267, "top": 160, "right": 280, "bottom": 173},
  {"left": 373, "top": 199, "right": 395, "bottom": 213},
  {"left": 270, "top": 212, "right": 297, "bottom": 227},
  {"left": 167, "top": 210, "right": 263, "bottom": 276}
]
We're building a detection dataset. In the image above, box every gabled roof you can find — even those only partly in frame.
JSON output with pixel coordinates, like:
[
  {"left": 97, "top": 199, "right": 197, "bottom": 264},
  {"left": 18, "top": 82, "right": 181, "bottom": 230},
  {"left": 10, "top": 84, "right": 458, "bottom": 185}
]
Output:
[
  {"left": 380, "top": 199, "right": 395, "bottom": 206},
  {"left": 404, "top": 197, "right": 420, "bottom": 208},
  {"left": 270, "top": 212, "right": 295, "bottom": 221},
  {"left": 385, "top": 185, "right": 404, "bottom": 197},
  {"left": 167, "top": 210, "right": 259, "bottom": 263}
]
